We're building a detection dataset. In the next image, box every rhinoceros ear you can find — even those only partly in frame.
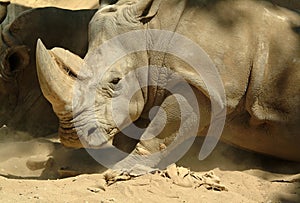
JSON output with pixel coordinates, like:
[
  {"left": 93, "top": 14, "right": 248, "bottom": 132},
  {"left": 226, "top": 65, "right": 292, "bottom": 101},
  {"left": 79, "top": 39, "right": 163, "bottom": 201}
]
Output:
[{"left": 132, "top": 0, "right": 161, "bottom": 22}]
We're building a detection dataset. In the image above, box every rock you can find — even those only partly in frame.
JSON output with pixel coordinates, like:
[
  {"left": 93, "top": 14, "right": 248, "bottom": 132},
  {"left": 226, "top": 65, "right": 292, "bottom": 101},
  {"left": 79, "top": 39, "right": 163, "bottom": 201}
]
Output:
[
  {"left": 164, "top": 164, "right": 228, "bottom": 191},
  {"left": 87, "top": 187, "right": 101, "bottom": 193},
  {"left": 57, "top": 168, "right": 81, "bottom": 178},
  {"left": 26, "top": 156, "right": 53, "bottom": 171}
]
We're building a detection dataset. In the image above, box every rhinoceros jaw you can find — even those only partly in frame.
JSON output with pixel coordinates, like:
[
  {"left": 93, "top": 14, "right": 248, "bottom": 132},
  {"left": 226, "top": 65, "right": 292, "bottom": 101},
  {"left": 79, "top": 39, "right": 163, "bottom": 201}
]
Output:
[{"left": 57, "top": 116, "right": 116, "bottom": 149}]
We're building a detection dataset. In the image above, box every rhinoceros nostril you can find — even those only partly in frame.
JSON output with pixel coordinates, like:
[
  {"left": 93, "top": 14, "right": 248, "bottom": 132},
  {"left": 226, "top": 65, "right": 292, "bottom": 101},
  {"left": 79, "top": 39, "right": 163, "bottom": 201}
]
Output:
[{"left": 88, "top": 127, "right": 97, "bottom": 136}]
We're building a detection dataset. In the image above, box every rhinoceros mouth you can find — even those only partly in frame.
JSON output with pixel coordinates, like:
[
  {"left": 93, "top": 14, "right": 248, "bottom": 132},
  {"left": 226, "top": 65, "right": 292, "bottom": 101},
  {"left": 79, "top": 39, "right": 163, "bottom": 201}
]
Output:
[
  {"left": 58, "top": 126, "right": 114, "bottom": 149},
  {"left": 58, "top": 118, "right": 119, "bottom": 149}
]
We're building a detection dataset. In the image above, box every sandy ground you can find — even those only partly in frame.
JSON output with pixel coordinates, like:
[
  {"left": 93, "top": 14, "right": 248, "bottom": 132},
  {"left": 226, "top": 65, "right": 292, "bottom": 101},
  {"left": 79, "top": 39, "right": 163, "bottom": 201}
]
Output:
[
  {"left": 0, "top": 0, "right": 300, "bottom": 202},
  {"left": 0, "top": 130, "right": 300, "bottom": 203}
]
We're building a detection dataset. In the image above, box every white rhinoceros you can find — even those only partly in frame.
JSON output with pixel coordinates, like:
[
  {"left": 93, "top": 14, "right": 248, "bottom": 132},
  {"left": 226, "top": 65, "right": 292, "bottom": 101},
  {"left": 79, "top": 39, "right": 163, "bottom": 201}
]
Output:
[{"left": 36, "top": 0, "right": 300, "bottom": 165}]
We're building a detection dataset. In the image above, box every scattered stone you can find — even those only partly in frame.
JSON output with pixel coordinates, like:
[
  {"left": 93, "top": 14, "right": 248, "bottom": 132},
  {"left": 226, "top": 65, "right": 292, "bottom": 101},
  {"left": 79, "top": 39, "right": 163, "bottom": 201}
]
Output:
[
  {"left": 104, "top": 170, "right": 131, "bottom": 186},
  {"left": 102, "top": 164, "right": 227, "bottom": 191},
  {"left": 100, "top": 198, "right": 116, "bottom": 203},
  {"left": 26, "top": 156, "right": 53, "bottom": 171},
  {"left": 57, "top": 167, "right": 81, "bottom": 178},
  {"left": 163, "top": 164, "right": 228, "bottom": 191},
  {"left": 87, "top": 187, "right": 101, "bottom": 193}
]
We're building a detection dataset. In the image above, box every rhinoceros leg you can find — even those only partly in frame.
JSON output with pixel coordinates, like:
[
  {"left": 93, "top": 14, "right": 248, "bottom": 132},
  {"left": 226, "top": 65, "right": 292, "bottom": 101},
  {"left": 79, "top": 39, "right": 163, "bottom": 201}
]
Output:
[{"left": 118, "top": 95, "right": 199, "bottom": 168}]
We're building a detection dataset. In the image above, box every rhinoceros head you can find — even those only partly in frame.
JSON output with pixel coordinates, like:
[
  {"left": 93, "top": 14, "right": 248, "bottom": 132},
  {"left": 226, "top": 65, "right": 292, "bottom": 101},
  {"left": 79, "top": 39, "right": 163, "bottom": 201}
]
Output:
[
  {"left": 0, "top": 5, "right": 96, "bottom": 136},
  {"left": 0, "top": 3, "right": 38, "bottom": 131},
  {"left": 0, "top": 39, "right": 30, "bottom": 127},
  {"left": 36, "top": 0, "right": 160, "bottom": 148}
]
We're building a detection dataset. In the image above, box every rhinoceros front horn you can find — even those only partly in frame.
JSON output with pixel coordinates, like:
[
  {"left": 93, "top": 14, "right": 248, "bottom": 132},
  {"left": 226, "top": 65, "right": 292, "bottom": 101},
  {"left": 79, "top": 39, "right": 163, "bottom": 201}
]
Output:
[{"left": 36, "top": 39, "right": 83, "bottom": 114}]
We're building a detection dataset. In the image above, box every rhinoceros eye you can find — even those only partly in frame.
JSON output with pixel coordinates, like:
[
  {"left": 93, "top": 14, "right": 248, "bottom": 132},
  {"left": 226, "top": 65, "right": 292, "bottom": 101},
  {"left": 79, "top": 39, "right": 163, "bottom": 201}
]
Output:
[{"left": 110, "top": 77, "right": 121, "bottom": 85}]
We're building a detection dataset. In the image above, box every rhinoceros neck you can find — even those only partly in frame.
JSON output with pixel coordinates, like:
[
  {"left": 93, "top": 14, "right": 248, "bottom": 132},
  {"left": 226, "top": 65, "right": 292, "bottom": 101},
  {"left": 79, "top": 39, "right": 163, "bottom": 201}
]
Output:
[
  {"left": 141, "top": 64, "right": 171, "bottom": 118},
  {"left": 141, "top": 0, "right": 187, "bottom": 113},
  {"left": 146, "top": 0, "right": 187, "bottom": 32}
]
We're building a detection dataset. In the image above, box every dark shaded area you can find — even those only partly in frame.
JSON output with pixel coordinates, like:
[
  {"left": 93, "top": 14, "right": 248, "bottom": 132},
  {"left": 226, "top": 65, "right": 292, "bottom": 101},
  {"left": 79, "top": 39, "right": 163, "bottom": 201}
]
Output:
[
  {"left": 179, "top": 137, "right": 300, "bottom": 174},
  {"left": 0, "top": 7, "right": 97, "bottom": 136},
  {"left": 268, "top": 0, "right": 300, "bottom": 11},
  {"left": 292, "top": 26, "right": 300, "bottom": 34}
]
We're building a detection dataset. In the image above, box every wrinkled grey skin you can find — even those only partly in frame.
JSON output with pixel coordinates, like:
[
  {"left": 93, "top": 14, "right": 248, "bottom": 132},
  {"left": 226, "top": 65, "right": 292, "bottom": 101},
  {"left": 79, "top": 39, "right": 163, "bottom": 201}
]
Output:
[
  {"left": 37, "top": 0, "right": 300, "bottom": 161},
  {"left": 0, "top": 5, "right": 96, "bottom": 136}
]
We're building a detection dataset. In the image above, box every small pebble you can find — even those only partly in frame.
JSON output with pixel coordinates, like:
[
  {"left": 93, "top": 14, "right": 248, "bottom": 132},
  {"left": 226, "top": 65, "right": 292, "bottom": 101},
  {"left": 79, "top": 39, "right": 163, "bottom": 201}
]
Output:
[
  {"left": 87, "top": 187, "right": 101, "bottom": 193},
  {"left": 26, "top": 156, "right": 53, "bottom": 171}
]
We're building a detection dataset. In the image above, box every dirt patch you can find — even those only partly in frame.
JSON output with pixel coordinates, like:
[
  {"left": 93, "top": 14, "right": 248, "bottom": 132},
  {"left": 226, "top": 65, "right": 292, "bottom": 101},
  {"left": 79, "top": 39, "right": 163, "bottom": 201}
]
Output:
[{"left": 0, "top": 132, "right": 300, "bottom": 202}]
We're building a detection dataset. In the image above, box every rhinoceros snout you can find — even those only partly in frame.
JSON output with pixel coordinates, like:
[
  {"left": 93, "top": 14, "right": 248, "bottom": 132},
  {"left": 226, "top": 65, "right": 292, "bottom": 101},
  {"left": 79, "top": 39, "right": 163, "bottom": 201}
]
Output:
[{"left": 59, "top": 120, "right": 114, "bottom": 149}]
